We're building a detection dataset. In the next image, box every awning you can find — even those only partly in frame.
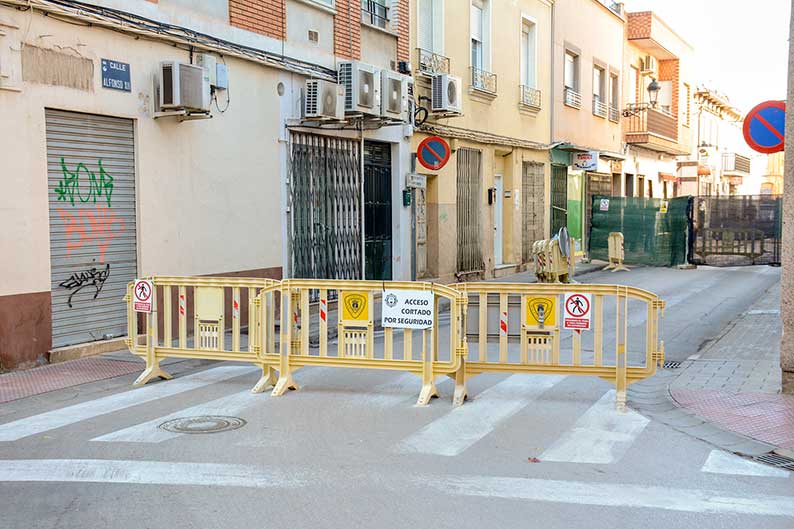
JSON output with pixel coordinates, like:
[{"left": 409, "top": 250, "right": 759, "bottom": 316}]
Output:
[
  {"left": 697, "top": 165, "right": 711, "bottom": 176},
  {"left": 660, "top": 172, "right": 676, "bottom": 182}
]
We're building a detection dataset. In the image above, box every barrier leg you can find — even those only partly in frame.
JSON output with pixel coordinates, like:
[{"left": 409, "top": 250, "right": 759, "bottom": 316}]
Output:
[
  {"left": 134, "top": 364, "right": 172, "bottom": 386},
  {"left": 271, "top": 355, "right": 299, "bottom": 396},
  {"left": 134, "top": 312, "right": 172, "bottom": 386},
  {"left": 416, "top": 343, "right": 438, "bottom": 406},
  {"left": 251, "top": 365, "right": 277, "bottom": 393},
  {"left": 451, "top": 359, "right": 468, "bottom": 407},
  {"left": 272, "top": 290, "right": 299, "bottom": 396}
]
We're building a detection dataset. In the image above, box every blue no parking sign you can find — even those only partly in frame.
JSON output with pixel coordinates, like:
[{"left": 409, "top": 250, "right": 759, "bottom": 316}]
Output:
[
  {"left": 743, "top": 100, "right": 786, "bottom": 154},
  {"left": 417, "top": 136, "right": 451, "bottom": 171}
]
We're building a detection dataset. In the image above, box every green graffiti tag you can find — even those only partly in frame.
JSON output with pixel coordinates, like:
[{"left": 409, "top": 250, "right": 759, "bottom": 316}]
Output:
[{"left": 54, "top": 158, "right": 114, "bottom": 207}]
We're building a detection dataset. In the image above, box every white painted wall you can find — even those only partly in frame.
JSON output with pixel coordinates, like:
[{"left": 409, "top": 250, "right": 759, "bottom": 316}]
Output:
[{"left": 0, "top": 6, "right": 283, "bottom": 296}]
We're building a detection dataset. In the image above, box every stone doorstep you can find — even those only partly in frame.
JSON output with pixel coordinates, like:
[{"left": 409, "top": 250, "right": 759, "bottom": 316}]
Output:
[{"left": 49, "top": 336, "right": 130, "bottom": 364}]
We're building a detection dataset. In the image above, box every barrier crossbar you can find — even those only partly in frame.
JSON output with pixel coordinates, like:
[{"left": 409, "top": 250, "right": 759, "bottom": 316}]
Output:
[
  {"left": 451, "top": 282, "right": 665, "bottom": 410},
  {"left": 125, "top": 276, "right": 281, "bottom": 393}
]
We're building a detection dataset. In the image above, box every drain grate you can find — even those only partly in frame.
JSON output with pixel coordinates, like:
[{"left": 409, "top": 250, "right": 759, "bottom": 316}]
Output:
[
  {"left": 663, "top": 360, "right": 682, "bottom": 369},
  {"left": 754, "top": 453, "right": 794, "bottom": 472},
  {"left": 159, "top": 415, "right": 246, "bottom": 434}
]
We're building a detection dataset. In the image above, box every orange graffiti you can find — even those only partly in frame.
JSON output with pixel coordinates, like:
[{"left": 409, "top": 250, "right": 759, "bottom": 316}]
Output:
[{"left": 58, "top": 206, "right": 126, "bottom": 263}]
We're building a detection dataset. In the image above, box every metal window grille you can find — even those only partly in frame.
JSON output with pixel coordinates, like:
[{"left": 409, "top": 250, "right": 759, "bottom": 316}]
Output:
[
  {"left": 289, "top": 132, "right": 362, "bottom": 282},
  {"left": 522, "top": 162, "right": 545, "bottom": 264},
  {"left": 361, "top": 0, "right": 389, "bottom": 29},
  {"left": 470, "top": 66, "right": 497, "bottom": 93},
  {"left": 550, "top": 165, "right": 568, "bottom": 236},
  {"left": 456, "top": 148, "right": 484, "bottom": 274}
]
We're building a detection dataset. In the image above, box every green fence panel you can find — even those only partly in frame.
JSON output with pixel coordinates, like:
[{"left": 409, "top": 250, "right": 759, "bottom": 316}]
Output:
[{"left": 589, "top": 196, "right": 689, "bottom": 267}]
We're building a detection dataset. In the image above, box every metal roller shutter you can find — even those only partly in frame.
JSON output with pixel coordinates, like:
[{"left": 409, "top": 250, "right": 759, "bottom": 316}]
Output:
[{"left": 46, "top": 109, "right": 137, "bottom": 347}]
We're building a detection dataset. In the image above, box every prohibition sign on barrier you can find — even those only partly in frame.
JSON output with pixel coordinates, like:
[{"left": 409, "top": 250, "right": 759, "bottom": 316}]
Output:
[
  {"left": 417, "top": 136, "right": 451, "bottom": 171},
  {"left": 743, "top": 100, "right": 786, "bottom": 154},
  {"left": 133, "top": 279, "right": 153, "bottom": 313},
  {"left": 563, "top": 293, "right": 591, "bottom": 331}
]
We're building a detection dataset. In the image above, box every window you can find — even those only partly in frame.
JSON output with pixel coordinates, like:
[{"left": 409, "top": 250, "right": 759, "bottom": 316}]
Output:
[
  {"left": 658, "top": 80, "right": 672, "bottom": 115},
  {"left": 628, "top": 66, "right": 638, "bottom": 104},
  {"left": 520, "top": 19, "right": 537, "bottom": 88},
  {"left": 564, "top": 51, "right": 578, "bottom": 90},
  {"left": 610, "top": 73, "right": 619, "bottom": 108},
  {"left": 312, "top": 0, "right": 334, "bottom": 7},
  {"left": 593, "top": 65, "right": 605, "bottom": 102},
  {"left": 361, "top": 0, "right": 389, "bottom": 29},
  {"left": 471, "top": 1, "right": 484, "bottom": 71},
  {"left": 418, "top": 0, "right": 443, "bottom": 54},
  {"left": 683, "top": 83, "right": 691, "bottom": 126}
]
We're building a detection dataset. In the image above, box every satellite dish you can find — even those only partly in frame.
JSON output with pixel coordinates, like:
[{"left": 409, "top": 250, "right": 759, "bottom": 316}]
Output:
[{"left": 558, "top": 227, "right": 571, "bottom": 259}]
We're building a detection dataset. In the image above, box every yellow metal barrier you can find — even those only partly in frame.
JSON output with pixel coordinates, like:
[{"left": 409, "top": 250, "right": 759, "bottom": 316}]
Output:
[
  {"left": 256, "top": 279, "right": 469, "bottom": 406},
  {"left": 532, "top": 239, "right": 571, "bottom": 283},
  {"left": 603, "top": 232, "right": 630, "bottom": 272},
  {"left": 125, "top": 276, "right": 281, "bottom": 393},
  {"left": 452, "top": 282, "right": 665, "bottom": 410}
]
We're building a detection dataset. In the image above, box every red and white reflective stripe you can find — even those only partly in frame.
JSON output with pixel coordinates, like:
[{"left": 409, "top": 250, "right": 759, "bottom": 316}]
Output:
[
  {"left": 179, "top": 295, "right": 186, "bottom": 316},
  {"left": 320, "top": 299, "right": 327, "bottom": 322},
  {"left": 500, "top": 311, "right": 508, "bottom": 336},
  {"left": 233, "top": 299, "right": 239, "bottom": 319}
]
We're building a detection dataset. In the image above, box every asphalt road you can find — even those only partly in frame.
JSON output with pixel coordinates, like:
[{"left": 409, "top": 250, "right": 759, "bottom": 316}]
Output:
[{"left": 0, "top": 265, "right": 788, "bottom": 529}]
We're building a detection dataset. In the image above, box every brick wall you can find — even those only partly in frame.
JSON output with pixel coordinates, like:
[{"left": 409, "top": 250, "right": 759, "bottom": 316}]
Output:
[
  {"left": 334, "top": 0, "right": 361, "bottom": 60},
  {"left": 229, "top": 0, "right": 285, "bottom": 40},
  {"left": 395, "top": 0, "right": 409, "bottom": 62},
  {"left": 627, "top": 11, "right": 651, "bottom": 40},
  {"left": 659, "top": 58, "right": 679, "bottom": 121}
]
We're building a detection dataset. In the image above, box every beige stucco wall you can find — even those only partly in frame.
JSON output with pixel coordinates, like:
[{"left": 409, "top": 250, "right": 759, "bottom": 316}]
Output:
[
  {"left": 0, "top": 7, "right": 283, "bottom": 296},
  {"left": 552, "top": 0, "right": 624, "bottom": 152}
]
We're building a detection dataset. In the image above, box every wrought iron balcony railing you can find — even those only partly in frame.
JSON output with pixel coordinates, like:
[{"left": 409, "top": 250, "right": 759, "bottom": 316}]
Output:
[
  {"left": 520, "top": 85, "right": 541, "bottom": 110},
  {"left": 416, "top": 48, "right": 450, "bottom": 76},
  {"left": 563, "top": 87, "right": 582, "bottom": 109},
  {"left": 593, "top": 95, "right": 608, "bottom": 118},
  {"left": 361, "top": 0, "right": 389, "bottom": 29},
  {"left": 470, "top": 66, "right": 497, "bottom": 94},
  {"left": 608, "top": 104, "right": 620, "bottom": 122}
]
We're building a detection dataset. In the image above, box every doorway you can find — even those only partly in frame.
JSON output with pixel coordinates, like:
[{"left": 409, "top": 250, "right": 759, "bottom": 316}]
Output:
[
  {"left": 364, "top": 141, "right": 392, "bottom": 280},
  {"left": 494, "top": 174, "right": 503, "bottom": 265}
]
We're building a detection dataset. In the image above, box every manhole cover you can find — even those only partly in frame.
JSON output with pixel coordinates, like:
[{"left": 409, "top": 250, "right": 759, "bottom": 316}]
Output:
[{"left": 159, "top": 415, "right": 246, "bottom": 434}]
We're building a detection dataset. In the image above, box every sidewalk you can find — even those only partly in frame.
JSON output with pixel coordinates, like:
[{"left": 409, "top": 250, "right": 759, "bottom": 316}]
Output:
[{"left": 667, "top": 282, "right": 794, "bottom": 456}]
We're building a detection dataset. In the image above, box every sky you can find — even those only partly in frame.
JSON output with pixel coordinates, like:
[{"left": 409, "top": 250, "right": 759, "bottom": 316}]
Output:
[{"left": 624, "top": 0, "right": 790, "bottom": 113}]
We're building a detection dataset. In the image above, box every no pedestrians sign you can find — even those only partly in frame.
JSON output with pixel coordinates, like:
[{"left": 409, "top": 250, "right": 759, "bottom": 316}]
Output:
[
  {"left": 563, "top": 293, "right": 591, "bottom": 331},
  {"left": 133, "top": 279, "right": 153, "bottom": 313}
]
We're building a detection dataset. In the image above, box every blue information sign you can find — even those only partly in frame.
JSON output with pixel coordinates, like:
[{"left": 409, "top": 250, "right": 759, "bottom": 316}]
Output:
[{"left": 101, "top": 58, "right": 131, "bottom": 92}]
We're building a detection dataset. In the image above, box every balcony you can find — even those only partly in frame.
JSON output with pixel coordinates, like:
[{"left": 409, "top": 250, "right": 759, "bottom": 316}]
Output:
[
  {"left": 608, "top": 104, "right": 619, "bottom": 122},
  {"left": 722, "top": 152, "right": 751, "bottom": 175},
  {"left": 416, "top": 48, "right": 450, "bottom": 76},
  {"left": 592, "top": 95, "right": 608, "bottom": 118},
  {"left": 360, "top": 0, "right": 389, "bottom": 30},
  {"left": 519, "top": 85, "right": 541, "bottom": 110},
  {"left": 564, "top": 87, "right": 582, "bottom": 109},
  {"left": 470, "top": 66, "right": 497, "bottom": 94},
  {"left": 623, "top": 103, "right": 689, "bottom": 155}
]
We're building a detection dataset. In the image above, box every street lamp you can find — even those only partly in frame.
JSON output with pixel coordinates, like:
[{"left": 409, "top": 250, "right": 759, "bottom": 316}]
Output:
[{"left": 647, "top": 78, "right": 661, "bottom": 108}]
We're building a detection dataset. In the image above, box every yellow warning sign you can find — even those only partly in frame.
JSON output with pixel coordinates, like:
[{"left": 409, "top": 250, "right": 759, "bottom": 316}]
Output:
[
  {"left": 525, "top": 296, "right": 556, "bottom": 326},
  {"left": 341, "top": 291, "right": 369, "bottom": 321}
]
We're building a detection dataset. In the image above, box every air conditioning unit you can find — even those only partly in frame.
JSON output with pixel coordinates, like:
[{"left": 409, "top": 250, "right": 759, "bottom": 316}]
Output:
[
  {"left": 304, "top": 79, "right": 345, "bottom": 120},
  {"left": 157, "top": 61, "right": 211, "bottom": 112},
  {"left": 380, "top": 71, "right": 407, "bottom": 120},
  {"left": 641, "top": 55, "right": 658, "bottom": 75},
  {"left": 338, "top": 61, "right": 381, "bottom": 115},
  {"left": 431, "top": 73, "right": 462, "bottom": 114}
]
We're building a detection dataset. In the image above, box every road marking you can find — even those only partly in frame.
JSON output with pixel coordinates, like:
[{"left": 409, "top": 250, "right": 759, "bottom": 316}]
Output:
[
  {"left": 0, "top": 365, "right": 256, "bottom": 442},
  {"left": 396, "top": 374, "right": 566, "bottom": 456},
  {"left": 540, "top": 390, "right": 649, "bottom": 464},
  {"left": 0, "top": 459, "right": 305, "bottom": 489},
  {"left": 701, "top": 450, "right": 790, "bottom": 478},
  {"left": 420, "top": 474, "right": 794, "bottom": 517}
]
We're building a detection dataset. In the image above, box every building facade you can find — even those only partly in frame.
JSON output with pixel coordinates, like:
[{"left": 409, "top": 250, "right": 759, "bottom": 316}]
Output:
[
  {"left": 0, "top": 0, "right": 412, "bottom": 369},
  {"left": 410, "top": 0, "right": 553, "bottom": 283},
  {"left": 551, "top": 0, "right": 625, "bottom": 255},
  {"left": 622, "top": 11, "right": 693, "bottom": 202}
]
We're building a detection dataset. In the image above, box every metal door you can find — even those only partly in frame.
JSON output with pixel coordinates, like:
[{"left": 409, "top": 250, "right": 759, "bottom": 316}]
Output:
[
  {"left": 457, "top": 148, "right": 484, "bottom": 274},
  {"left": 550, "top": 165, "right": 568, "bottom": 236},
  {"left": 46, "top": 109, "right": 137, "bottom": 347},
  {"left": 289, "top": 132, "right": 362, "bottom": 280},
  {"left": 364, "top": 141, "right": 392, "bottom": 280},
  {"left": 414, "top": 187, "right": 427, "bottom": 278},
  {"left": 585, "top": 171, "right": 612, "bottom": 252},
  {"left": 521, "top": 162, "right": 545, "bottom": 263},
  {"left": 493, "top": 174, "right": 503, "bottom": 265}
]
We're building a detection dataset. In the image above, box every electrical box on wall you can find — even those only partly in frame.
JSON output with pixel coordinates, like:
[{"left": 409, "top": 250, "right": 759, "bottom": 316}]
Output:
[
  {"left": 215, "top": 63, "right": 228, "bottom": 90},
  {"left": 196, "top": 53, "right": 228, "bottom": 90}
]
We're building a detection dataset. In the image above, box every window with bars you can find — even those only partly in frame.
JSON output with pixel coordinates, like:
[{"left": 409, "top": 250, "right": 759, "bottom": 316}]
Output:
[
  {"left": 457, "top": 148, "right": 484, "bottom": 274},
  {"left": 521, "top": 162, "right": 545, "bottom": 264}
]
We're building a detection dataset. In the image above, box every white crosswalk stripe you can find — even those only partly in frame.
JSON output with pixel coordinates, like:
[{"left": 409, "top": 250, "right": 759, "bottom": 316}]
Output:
[
  {"left": 396, "top": 374, "right": 566, "bottom": 456},
  {"left": 540, "top": 389, "right": 650, "bottom": 464},
  {"left": 0, "top": 365, "right": 256, "bottom": 442},
  {"left": 701, "top": 450, "right": 790, "bottom": 478}
]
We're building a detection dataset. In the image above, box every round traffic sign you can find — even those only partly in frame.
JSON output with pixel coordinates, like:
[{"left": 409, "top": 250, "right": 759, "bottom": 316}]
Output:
[
  {"left": 565, "top": 294, "right": 590, "bottom": 317},
  {"left": 417, "top": 136, "right": 451, "bottom": 171},
  {"left": 743, "top": 100, "right": 786, "bottom": 154}
]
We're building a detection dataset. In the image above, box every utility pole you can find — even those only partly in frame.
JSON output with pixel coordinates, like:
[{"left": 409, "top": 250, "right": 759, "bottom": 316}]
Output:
[{"left": 781, "top": 0, "right": 794, "bottom": 394}]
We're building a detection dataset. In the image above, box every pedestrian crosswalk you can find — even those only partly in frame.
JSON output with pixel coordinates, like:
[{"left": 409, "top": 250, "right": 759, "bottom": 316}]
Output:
[{"left": 0, "top": 365, "right": 789, "bottom": 482}]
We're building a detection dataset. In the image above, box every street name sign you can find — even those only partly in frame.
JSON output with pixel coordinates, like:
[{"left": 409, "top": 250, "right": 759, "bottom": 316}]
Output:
[
  {"left": 101, "top": 58, "right": 131, "bottom": 92},
  {"left": 381, "top": 289, "right": 434, "bottom": 329}
]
